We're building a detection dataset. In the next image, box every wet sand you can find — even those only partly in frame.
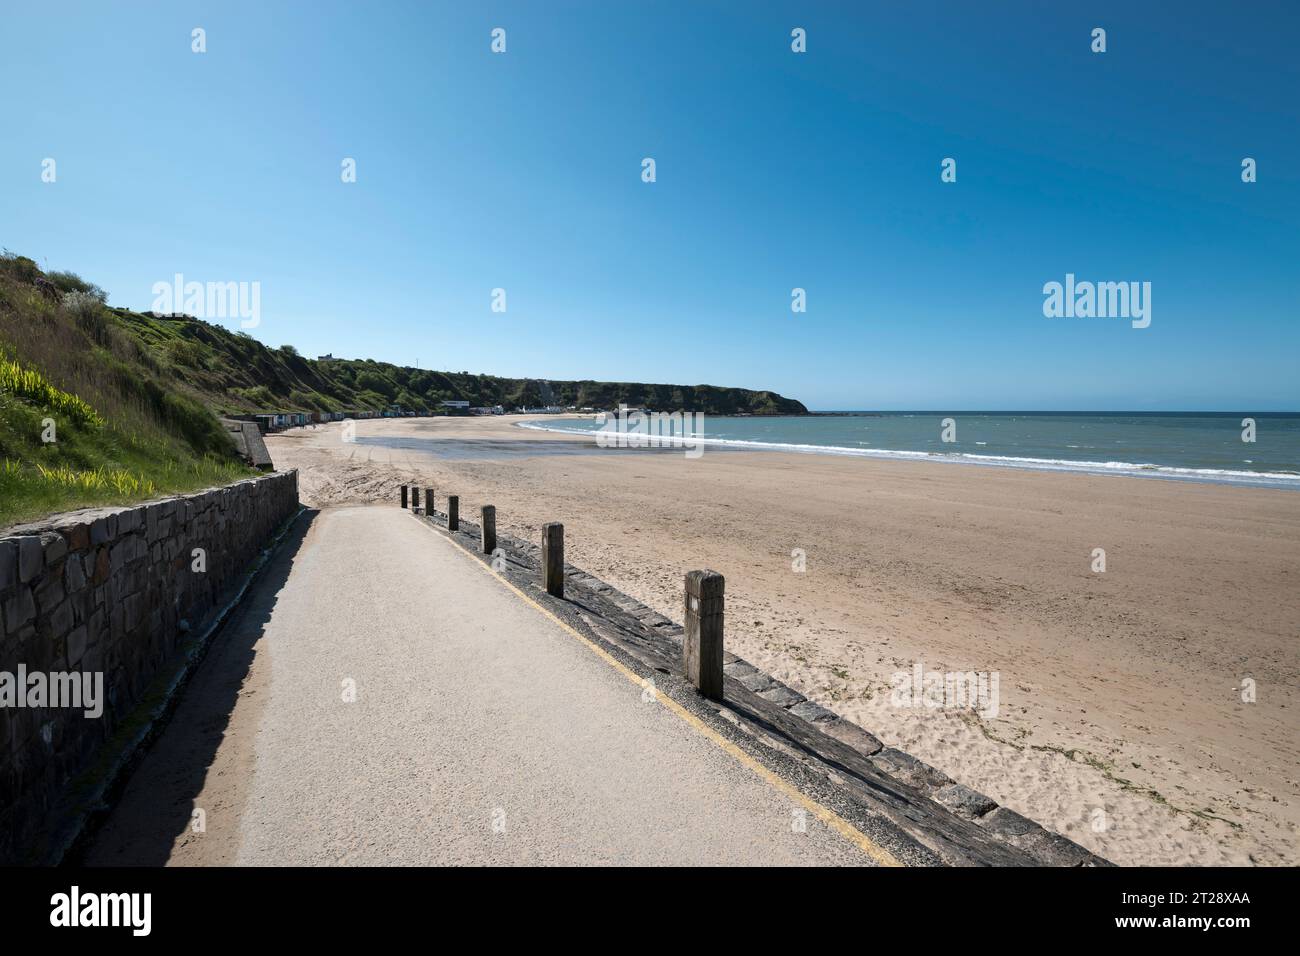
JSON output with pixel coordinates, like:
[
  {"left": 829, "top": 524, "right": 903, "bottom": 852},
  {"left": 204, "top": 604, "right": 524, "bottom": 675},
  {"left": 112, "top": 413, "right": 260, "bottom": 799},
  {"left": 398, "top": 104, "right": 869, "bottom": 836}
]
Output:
[{"left": 267, "top": 415, "right": 1300, "bottom": 866}]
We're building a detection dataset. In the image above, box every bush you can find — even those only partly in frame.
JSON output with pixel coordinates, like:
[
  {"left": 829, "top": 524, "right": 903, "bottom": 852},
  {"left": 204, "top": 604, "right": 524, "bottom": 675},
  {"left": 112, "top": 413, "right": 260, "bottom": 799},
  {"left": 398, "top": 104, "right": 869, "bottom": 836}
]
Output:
[
  {"left": 62, "top": 289, "right": 105, "bottom": 321},
  {"left": 0, "top": 251, "right": 41, "bottom": 284},
  {"left": 288, "top": 389, "right": 321, "bottom": 410},
  {"left": 167, "top": 338, "right": 206, "bottom": 368},
  {"left": 61, "top": 290, "right": 110, "bottom": 343},
  {"left": 355, "top": 369, "right": 395, "bottom": 399},
  {"left": 47, "top": 270, "right": 107, "bottom": 302},
  {"left": 234, "top": 385, "right": 276, "bottom": 407}
]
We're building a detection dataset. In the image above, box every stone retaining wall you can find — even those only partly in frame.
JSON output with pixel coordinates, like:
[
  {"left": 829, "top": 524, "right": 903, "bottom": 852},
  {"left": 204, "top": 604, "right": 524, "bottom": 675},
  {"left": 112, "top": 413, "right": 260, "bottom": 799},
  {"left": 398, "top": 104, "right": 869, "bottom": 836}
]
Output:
[{"left": 0, "top": 470, "right": 299, "bottom": 863}]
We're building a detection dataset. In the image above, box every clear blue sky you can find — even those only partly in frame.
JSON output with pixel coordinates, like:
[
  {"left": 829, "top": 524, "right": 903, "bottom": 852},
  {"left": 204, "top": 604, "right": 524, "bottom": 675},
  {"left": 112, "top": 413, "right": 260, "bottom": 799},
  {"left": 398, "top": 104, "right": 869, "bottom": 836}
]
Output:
[{"left": 3, "top": 1, "right": 1297, "bottom": 410}]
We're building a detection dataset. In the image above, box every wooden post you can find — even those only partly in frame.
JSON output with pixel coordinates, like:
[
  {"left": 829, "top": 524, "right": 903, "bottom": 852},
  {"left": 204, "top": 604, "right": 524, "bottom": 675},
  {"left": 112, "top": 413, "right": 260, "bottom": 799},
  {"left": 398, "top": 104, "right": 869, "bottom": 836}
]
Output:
[
  {"left": 683, "top": 570, "right": 724, "bottom": 700},
  {"left": 425, "top": 488, "right": 435, "bottom": 515},
  {"left": 400, "top": 485, "right": 408, "bottom": 509},
  {"left": 447, "top": 495, "right": 459, "bottom": 531},
  {"left": 542, "top": 523, "right": 564, "bottom": 598},
  {"left": 411, "top": 487, "right": 421, "bottom": 511},
  {"left": 481, "top": 505, "right": 496, "bottom": 554}
]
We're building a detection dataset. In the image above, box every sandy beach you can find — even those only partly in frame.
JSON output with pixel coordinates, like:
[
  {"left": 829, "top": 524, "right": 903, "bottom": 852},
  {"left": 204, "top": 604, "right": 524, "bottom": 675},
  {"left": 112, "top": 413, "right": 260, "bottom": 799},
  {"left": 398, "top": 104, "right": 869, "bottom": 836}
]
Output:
[{"left": 267, "top": 414, "right": 1300, "bottom": 866}]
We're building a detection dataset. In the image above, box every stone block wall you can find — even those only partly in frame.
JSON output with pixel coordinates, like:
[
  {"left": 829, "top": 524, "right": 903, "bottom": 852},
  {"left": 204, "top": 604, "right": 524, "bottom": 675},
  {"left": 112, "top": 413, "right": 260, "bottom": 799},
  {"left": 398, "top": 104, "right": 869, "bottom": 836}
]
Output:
[{"left": 0, "top": 470, "right": 298, "bottom": 863}]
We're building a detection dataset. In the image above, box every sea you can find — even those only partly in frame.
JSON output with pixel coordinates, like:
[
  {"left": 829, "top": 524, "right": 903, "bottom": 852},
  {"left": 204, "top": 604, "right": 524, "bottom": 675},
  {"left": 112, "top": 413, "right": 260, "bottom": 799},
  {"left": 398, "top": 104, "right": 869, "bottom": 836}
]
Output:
[{"left": 517, "top": 412, "right": 1300, "bottom": 490}]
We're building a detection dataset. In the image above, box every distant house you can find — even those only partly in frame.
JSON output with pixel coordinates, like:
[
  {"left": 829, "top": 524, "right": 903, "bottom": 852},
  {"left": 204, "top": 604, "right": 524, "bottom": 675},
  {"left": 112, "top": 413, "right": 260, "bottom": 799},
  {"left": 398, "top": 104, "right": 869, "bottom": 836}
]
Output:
[
  {"left": 441, "top": 400, "right": 470, "bottom": 408},
  {"left": 317, "top": 353, "right": 334, "bottom": 361},
  {"left": 247, "top": 412, "right": 293, "bottom": 431},
  {"left": 255, "top": 412, "right": 310, "bottom": 429}
]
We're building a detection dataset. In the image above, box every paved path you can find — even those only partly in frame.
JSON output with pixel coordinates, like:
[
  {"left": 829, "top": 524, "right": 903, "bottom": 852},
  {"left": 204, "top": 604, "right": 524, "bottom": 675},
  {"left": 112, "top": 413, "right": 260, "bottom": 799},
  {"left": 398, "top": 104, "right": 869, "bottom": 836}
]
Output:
[{"left": 85, "top": 505, "right": 889, "bottom": 866}]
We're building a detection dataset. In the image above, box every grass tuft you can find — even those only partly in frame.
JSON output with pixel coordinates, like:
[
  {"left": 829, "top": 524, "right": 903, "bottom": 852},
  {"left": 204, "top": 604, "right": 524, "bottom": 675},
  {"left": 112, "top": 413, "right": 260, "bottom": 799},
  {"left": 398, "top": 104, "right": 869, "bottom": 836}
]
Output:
[{"left": 0, "top": 347, "right": 104, "bottom": 427}]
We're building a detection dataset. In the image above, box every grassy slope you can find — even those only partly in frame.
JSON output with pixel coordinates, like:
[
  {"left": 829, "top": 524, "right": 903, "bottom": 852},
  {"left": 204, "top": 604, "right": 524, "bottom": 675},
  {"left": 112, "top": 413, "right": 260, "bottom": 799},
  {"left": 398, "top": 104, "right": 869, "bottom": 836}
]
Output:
[
  {"left": 0, "top": 255, "right": 253, "bottom": 528},
  {"left": 118, "top": 312, "right": 809, "bottom": 417},
  {"left": 1, "top": 248, "right": 807, "bottom": 525}
]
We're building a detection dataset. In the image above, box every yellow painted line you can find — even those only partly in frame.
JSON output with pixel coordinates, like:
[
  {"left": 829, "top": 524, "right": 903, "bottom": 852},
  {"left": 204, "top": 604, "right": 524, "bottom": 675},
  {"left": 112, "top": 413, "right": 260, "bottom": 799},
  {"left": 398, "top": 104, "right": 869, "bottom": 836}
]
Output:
[{"left": 414, "top": 513, "right": 903, "bottom": 867}]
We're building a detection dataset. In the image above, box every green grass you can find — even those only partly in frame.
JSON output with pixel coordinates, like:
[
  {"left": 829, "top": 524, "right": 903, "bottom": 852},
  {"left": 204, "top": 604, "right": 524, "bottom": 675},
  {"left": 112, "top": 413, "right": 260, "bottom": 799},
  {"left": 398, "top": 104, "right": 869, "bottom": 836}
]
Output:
[
  {"left": 0, "top": 253, "right": 256, "bottom": 528},
  {"left": 0, "top": 390, "right": 253, "bottom": 527},
  {"left": 0, "top": 348, "right": 103, "bottom": 427},
  {"left": 95, "top": 294, "right": 808, "bottom": 418},
  {"left": 0, "top": 459, "right": 250, "bottom": 528}
]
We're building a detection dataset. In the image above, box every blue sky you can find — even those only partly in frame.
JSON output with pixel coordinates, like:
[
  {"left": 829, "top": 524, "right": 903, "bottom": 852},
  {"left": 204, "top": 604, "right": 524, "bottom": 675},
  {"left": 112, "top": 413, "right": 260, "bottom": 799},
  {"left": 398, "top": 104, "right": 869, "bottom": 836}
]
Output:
[{"left": 3, "top": 1, "right": 1297, "bottom": 410}]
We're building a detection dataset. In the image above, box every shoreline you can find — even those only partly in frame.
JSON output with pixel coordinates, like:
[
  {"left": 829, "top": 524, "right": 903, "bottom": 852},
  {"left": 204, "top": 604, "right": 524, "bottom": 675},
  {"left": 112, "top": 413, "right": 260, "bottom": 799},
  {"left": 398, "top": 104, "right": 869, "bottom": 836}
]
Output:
[
  {"left": 512, "top": 416, "right": 1300, "bottom": 490},
  {"left": 267, "top": 415, "right": 1300, "bottom": 866}
]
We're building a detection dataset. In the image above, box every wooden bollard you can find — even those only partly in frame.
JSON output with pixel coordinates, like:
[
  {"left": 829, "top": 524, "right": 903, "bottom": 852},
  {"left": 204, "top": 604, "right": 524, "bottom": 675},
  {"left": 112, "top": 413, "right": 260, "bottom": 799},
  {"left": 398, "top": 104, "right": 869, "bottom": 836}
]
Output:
[
  {"left": 542, "top": 523, "right": 564, "bottom": 598},
  {"left": 425, "top": 488, "right": 435, "bottom": 515},
  {"left": 683, "top": 570, "right": 724, "bottom": 701},
  {"left": 447, "top": 495, "right": 459, "bottom": 531},
  {"left": 400, "top": 485, "right": 408, "bottom": 509},
  {"left": 411, "top": 487, "right": 421, "bottom": 511},
  {"left": 481, "top": 505, "right": 496, "bottom": 554}
]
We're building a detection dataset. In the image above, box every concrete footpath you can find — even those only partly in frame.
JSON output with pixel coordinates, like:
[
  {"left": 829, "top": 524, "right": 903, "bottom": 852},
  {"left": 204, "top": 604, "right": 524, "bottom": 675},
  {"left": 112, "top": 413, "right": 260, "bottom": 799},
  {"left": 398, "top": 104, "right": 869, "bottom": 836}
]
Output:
[{"left": 83, "top": 505, "right": 903, "bottom": 866}]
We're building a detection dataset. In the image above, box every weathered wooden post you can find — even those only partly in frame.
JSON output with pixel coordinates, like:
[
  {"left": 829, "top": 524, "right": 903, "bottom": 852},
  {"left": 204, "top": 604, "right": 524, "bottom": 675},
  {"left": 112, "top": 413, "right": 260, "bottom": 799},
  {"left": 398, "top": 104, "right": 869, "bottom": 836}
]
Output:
[
  {"left": 481, "top": 505, "right": 496, "bottom": 554},
  {"left": 425, "top": 488, "right": 435, "bottom": 515},
  {"left": 683, "top": 570, "right": 724, "bottom": 700},
  {"left": 542, "top": 523, "right": 564, "bottom": 598},
  {"left": 411, "top": 487, "right": 421, "bottom": 511},
  {"left": 447, "top": 495, "right": 459, "bottom": 531},
  {"left": 400, "top": 485, "right": 408, "bottom": 509}
]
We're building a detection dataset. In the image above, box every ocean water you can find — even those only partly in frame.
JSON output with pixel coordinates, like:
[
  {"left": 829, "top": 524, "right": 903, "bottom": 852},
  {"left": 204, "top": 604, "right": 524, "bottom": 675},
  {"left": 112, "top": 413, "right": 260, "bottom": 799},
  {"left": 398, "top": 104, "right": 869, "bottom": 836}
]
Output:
[{"left": 517, "top": 412, "right": 1300, "bottom": 489}]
